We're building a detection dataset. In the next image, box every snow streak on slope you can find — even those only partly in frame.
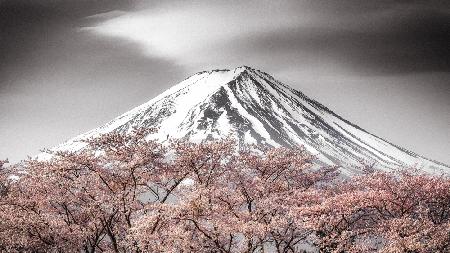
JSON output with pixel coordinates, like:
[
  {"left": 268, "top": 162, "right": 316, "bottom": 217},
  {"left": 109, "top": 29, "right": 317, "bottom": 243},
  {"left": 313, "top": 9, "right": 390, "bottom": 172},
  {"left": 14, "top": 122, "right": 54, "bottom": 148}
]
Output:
[{"left": 53, "top": 66, "right": 449, "bottom": 174}]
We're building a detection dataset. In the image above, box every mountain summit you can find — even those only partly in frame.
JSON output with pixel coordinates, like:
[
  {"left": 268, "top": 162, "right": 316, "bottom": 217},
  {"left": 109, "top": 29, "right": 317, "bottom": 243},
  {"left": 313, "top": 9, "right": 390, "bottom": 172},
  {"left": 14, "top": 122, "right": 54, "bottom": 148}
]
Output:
[{"left": 53, "top": 66, "right": 448, "bottom": 174}]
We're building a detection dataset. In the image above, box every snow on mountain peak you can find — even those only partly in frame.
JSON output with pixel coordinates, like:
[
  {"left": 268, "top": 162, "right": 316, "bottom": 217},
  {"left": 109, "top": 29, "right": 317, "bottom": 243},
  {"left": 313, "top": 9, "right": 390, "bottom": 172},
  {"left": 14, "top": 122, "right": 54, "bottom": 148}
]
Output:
[{"left": 49, "top": 66, "right": 449, "bottom": 175}]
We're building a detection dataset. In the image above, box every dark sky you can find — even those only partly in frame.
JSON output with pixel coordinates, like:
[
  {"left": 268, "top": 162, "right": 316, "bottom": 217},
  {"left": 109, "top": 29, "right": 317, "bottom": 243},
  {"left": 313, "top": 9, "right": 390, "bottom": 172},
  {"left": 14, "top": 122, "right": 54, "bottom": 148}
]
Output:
[{"left": 1, "top": 0, "right": 449, "bottom": 164}]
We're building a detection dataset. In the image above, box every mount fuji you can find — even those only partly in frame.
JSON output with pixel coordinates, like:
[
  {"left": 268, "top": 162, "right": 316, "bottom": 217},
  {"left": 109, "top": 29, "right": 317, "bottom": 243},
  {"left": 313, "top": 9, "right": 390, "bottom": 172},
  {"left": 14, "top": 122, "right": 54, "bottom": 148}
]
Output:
[{"left": 49, "top": 66, "right": 448, "bottom": 174}]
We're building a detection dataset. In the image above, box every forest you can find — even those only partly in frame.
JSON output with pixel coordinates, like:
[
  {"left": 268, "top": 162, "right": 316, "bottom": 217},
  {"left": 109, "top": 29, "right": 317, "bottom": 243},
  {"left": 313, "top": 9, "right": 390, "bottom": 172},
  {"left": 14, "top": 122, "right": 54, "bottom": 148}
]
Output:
[{"left": 0, "top": 129, "right": 449, "bottom": 252}]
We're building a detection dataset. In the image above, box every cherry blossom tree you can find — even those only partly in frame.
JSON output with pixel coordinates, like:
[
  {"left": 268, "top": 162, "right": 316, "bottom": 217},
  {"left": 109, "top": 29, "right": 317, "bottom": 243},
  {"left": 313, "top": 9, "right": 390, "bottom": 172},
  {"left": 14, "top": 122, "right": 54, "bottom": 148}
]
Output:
[
  {"left": 129, "top": 142, "right": 338, "bottom": 252},
  {"left": 0, "top": 129, "right": 166, "bottom": 252}
]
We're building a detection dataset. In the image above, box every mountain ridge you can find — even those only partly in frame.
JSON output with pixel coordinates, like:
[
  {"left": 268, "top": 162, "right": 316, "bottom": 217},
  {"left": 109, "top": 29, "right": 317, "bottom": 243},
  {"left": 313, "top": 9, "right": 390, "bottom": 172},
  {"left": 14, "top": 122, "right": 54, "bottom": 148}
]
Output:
[{"left": 47, "top": 66, "right": 449, "bottom": 174}]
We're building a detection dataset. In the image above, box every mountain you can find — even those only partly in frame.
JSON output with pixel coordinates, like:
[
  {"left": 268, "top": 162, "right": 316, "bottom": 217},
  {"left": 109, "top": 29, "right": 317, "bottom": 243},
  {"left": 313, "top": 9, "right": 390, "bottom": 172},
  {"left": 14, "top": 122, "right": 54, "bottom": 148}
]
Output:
[{"left": 49, "top": 66, "right": 448, "bottom": 174}]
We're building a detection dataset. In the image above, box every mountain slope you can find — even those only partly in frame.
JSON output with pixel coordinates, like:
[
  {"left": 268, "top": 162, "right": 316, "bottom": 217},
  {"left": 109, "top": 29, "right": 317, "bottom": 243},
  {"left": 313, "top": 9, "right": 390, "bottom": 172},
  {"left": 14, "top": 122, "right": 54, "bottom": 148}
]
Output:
[{"left": 52, "top": 66, "right": 449, "bottom": 174}]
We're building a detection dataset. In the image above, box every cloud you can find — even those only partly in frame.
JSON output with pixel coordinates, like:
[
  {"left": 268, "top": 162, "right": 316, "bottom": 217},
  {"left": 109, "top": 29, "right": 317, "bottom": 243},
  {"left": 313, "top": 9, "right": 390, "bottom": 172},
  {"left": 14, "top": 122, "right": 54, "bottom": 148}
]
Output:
[
  {"left": 87, "top": 0, "right": 450, "bottom": 75},
  {"left": 86, "top": 1, "right": 317, "bottom": 68}
]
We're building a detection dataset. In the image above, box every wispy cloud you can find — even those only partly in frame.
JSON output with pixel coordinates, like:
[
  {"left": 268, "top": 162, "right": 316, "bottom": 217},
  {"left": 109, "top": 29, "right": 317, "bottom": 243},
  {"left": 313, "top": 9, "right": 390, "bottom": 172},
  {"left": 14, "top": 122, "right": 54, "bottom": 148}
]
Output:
[
  {"left": 86, "top": 1, "right": 318, "bottom": 68},
  {"left": 87, "top": 0, "right": 450, "bottom": 74}
]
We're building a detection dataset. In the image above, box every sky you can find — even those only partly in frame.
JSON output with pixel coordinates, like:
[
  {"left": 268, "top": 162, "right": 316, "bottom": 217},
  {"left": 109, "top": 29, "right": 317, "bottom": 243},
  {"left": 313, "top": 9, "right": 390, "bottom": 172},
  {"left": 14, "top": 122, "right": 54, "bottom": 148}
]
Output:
[{"left": 0, "top": 0, "right": 449, "bottom": 164}]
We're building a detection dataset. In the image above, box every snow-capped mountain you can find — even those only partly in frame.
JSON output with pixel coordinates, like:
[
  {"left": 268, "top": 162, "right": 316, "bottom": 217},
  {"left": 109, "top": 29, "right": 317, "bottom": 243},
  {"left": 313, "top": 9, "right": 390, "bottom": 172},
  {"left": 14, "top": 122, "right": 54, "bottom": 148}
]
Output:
[{"left": 52, "top": 66, "right": 448, "bottom": 174}]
